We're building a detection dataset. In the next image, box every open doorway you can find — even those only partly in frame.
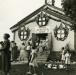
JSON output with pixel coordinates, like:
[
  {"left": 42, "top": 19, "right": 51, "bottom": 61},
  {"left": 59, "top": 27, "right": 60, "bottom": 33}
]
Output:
[{"left": 32, "top": 33, "right": 48, "bottom": 47}]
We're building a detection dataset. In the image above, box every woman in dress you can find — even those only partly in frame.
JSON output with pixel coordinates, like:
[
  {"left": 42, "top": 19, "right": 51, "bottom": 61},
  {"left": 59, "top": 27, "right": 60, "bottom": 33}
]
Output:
[
  {"left": 19, "top": 43, "right": 26, "bottom": 61},
  {"left": 65, "top": 50, "right": 71, "bottom": 64}
]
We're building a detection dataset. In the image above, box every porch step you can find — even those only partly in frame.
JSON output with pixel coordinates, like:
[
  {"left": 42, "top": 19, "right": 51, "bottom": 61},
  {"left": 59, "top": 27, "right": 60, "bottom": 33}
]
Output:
[
  {"left": 36, "top": 50, "right": 50, "bottom": 62},
  {"left": 36, "top": 55, "right": 48, "bottom": 62}
]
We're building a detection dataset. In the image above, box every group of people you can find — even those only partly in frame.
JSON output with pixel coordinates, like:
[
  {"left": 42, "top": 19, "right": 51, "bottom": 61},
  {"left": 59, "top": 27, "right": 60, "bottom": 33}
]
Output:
[
  {"left": 18, "top": 39, "right": 48, "bottom": 61},
  {"left": 19, "top": 41, "right": 39, "bottom": 75},
  {"left": 0, "top": 33, "right": 40, "bottom": 75},
  {"left": 19, "top": 42, "right": 31, "bottom": 63},
  {"left": 0, "top": 33, "right": 72, "bottom": 75},
  {"left": 18, "top": 39, "right": 48, "bottom": 75},
  {"left": 61, "top": 47, "right": 71, "bottom": 64}
]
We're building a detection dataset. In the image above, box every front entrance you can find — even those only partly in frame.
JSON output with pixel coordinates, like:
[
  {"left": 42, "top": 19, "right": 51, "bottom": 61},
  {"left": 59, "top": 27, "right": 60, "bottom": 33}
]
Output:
[
  {"left": 32, "top": 33, "right": 48, "bottom": 48},
  {"left": 36, "top": 33, "right": 48, "bottom": 41}
]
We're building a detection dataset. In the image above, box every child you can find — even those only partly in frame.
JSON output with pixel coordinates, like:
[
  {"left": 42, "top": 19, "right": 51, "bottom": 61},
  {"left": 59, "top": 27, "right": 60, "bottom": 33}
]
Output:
[
  {"left": 28, "top": 47, "right": 38, "bottom": 75},
  {"left": 65, "top": 50, "right": 71, "bottom": 64}
]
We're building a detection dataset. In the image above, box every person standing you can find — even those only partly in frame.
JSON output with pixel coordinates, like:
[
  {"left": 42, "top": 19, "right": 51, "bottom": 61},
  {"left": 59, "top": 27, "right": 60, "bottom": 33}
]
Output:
[
  {"left": 10, "top": 41, "right": 15, "bottom": 61},
  {"left": 28, "top": 46, "right": 38, "bottom": 75},
  {"left": 13, "top": 43, "right": 18, "bottom": 62},
  {"left": 38, "top": 41, "right": 43, "bottom": 55},
  {"left": 19, "top": 43, "right": 26, "bottom": 61},
  {"left": 65, "top": 50, "right": 71, "bottom": 65},
  {"left": 2, "top": 33, "right": 11, "bottom": 75},
  {"left": 61, "top": 47, "right": 65, "bottom": 64},
  {"left": 26, "top": 42, "right": 31, "bottom": 64}
]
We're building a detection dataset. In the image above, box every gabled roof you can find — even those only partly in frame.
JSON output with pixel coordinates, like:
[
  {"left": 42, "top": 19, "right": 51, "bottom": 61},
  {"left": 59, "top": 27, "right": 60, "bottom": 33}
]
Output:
[
  {"left": 10, "top": 4, "right": 46, "bottom": 30},
  {"left": 10, "top": 4, "right": 73, "bottom": 31}
]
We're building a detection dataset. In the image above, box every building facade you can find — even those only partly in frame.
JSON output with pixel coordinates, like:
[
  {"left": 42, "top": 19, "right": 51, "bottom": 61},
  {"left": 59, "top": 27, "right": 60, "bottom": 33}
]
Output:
[{"left": 10, "top": 3, "right": 76, "bottom": 61}]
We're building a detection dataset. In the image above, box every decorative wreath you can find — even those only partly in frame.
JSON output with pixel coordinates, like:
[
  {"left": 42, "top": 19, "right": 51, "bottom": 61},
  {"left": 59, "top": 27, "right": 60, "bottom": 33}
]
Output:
[
  {"left": 18, "top": 26, "right": 30, "bottom": 41},
  {"left": 54, "top": 23, "right": 69, "bottom": 41},
  {"left": 36, "top": 12, "right": 49, "bottom": 27}
]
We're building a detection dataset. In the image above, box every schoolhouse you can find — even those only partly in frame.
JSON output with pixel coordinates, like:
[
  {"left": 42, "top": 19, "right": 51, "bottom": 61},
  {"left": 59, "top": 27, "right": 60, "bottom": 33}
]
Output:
[{"left": 10, "top": 0, "right": 76, "bottom": 61}]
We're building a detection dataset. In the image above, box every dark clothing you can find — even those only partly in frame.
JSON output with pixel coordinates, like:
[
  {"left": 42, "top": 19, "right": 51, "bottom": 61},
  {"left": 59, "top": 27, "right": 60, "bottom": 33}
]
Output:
[
  {"left": 26, "top": 50, "right": 31, "bottom": 62},
  {"left": 12, "top": 46, "right": 18, "bottom": 61},
  {"left": 2, "top": 40, "right": 11, "bottom": 73}
]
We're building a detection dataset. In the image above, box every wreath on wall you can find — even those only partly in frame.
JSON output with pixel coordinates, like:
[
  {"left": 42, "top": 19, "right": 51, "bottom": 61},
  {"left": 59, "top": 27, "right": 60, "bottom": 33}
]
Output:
[
  {"left": 18, "top": 26, "right": 30, "bottom": 41},
  {"left": 54, "top": 23, "right": 69, "bottom": 41},
  {"left": 36, "top": 12, "right": 49, "bottom": 27}
]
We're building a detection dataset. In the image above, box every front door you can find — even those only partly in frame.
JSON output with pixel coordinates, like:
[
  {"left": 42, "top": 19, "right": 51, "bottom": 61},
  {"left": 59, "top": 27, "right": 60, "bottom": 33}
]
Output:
[{"left": 32, "top": 33, "right": 48, "bottom": 48}]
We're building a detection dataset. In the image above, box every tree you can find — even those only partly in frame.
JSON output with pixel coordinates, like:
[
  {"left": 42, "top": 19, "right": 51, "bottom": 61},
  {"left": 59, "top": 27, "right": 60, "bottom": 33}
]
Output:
[{"left": 62, "top": 0, "right": 76, "bottom": 30}]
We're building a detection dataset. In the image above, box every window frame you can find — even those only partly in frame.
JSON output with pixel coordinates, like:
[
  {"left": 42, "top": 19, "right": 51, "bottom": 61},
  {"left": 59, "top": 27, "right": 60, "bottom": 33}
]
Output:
[{"left": 18, "top": 26, "right": 30, "bottom": 41}]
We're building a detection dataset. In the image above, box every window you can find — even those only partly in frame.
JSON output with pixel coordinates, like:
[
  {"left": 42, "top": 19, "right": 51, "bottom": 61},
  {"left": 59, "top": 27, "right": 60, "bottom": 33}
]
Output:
[
  {"left": 18, "top": 26, "right": 30, "bottom": 41},
  {"left": 54, "top": 23, "right": 69, "bottom": 41},
  {"left": 57, "top": 29, "right": 65, "bottom": 39},
  {"left": 36, "top": 12, "right": 49, "bottom": 27}
]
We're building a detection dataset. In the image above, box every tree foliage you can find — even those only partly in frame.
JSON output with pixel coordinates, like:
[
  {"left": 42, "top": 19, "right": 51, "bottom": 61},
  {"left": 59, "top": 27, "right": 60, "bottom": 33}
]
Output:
[
  {"left": 62, "top": 0, "right": 76, "bottom": 30},
  {"left": 62, "top": 0, "right": 76, "bottom": 21}
]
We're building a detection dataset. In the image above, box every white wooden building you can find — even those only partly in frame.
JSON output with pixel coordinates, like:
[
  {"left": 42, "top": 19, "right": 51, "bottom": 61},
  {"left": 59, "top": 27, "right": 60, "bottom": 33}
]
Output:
[{"left": 10, "top": 1, "right": 76, "bottom": 61}]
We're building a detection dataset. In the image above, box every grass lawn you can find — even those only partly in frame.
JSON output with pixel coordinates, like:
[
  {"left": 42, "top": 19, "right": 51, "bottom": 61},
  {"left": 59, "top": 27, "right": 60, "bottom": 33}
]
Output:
[{"left": 1, "top": 62, "right": 76, "bottom": 75}]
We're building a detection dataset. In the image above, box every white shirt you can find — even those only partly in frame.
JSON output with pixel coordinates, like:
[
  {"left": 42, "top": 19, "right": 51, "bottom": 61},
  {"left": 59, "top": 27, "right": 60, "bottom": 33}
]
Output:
[{"left": 26, "top": 45, "right": 31, "bottom": 51}]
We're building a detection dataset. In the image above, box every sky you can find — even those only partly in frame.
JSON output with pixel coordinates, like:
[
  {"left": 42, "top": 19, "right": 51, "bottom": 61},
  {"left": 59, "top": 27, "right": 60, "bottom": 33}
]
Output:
[{"left": 0, "top": 0, "right": 61, "bottom": 41}]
